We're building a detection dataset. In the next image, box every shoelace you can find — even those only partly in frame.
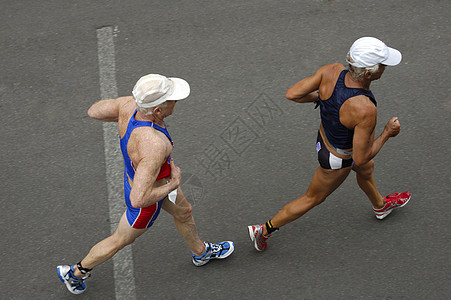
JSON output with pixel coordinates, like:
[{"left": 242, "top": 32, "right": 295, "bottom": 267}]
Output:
[
  {"left": 386, "top": 193, "right": 406, "bottom": 205},
  {"left": 210, "top": 243, "right": 223, "bottom": 253},
  {"left": 193, "top": 243, "right": 216, "bottom": 260},
  {"left": 256, "top": 227, "right": 269, "bottom": 240}
]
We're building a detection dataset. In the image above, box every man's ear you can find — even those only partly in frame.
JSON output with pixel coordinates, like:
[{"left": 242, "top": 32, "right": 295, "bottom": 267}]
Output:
[
  {"left": 153, "top": 106, "right": 161, "bottom": 114},
  {"left": 364, "top": 70, "right": 372, "bottom": 80}
]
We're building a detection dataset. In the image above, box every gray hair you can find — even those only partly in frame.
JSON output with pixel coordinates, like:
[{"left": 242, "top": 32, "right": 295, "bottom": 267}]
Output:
[
  {"left": 346, "top": 52, "right": 380, "bottom": 80},
  {"left": 137, "top": 101, "right": 168, "bottom": 115}
]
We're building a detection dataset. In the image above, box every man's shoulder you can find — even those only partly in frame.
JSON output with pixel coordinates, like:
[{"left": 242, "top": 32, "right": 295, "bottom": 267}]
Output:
[
  {"left": 117, "top": 97, "right": 138, "bottom": 134},
  {"left": 316, "top": 63, "right": 346, "bottom": 82},
  {"left": 129, "top": 128, "right": 168, "bottom": 162},
  {"left": 117, "top": 97, "right": 137, "bottom": 118},
  {"left": 318, "top": 63, "right": 345, "bottom": 73},
  {"left": 340, "top": 95, "right": 377, "bottom": 130},
  {"left": 345, "top": 95, "right": 377, "bottom": 118},
  {"left": 136, "top": 126, "right": 170, "bottom": 151},
  {"left": 133, "top": 125, "right": 164, "bottom": 143},
  {"left": 317, "top": 63, "right": 346, "bottom": 94},
  {"left": 117, "top": 96, "right": 135, "bottom": 110}
]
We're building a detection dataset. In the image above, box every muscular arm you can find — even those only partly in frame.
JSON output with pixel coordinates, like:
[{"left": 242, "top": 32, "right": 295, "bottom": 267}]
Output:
[
  {"left": 286, "top": 64, "right": 342, "bottom": 103},
  {"left": 352, "top": 107, "right": 385, "bottom": 166},
  {"left": 286, "top": 67, "right": 323, "bottom": 103},
  {"left": 87, "top": 96, "right": 131, "bottom": 122},
  {"left": 349, "top": 99, "right": 400, "bottom": 166},
  {"left": 129, "top": 140, "right": 181, "bottom": 208}
]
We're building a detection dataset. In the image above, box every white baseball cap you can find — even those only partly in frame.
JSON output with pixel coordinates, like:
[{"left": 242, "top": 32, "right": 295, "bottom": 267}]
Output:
[
  {"left": 348, "top": 37, "right": 402, "bottom": 68},
  {"left": 132, "top": 74, "right": 190, "bottom": 108}
]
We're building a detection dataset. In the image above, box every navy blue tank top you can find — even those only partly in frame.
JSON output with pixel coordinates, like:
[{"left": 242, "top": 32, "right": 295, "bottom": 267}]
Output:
[
  {"left": 318, "top": 70, "right": 376, "bottom": 150},
  {"left": 120, "top": 110, "right": 173, "bottom": 182}
]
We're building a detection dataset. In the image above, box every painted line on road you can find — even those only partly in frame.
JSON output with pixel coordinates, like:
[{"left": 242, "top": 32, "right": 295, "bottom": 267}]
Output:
[{"left": 96, "top": 26, "right": 137, "bottom": 300}]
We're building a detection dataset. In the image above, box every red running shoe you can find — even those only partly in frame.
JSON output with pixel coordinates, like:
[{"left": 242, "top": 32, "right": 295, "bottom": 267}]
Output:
[
  {"left": 373, "top": 191, "right": 411, "bottom": 220},
  {"left": 248, "top": 224, "right": 271, "bottom": 251}
]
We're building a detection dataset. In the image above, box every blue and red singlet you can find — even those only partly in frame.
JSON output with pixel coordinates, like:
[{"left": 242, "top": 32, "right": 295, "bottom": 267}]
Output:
[{"left": 119, "top": 110, "right": 173, "bottom": 229}]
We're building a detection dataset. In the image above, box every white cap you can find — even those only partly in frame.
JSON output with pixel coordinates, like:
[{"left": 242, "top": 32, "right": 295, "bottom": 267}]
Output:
[
  {"left": 348, "top": 37, "right": 402, "bottom": 68},
  {"left": 132, "top": 74, "right": 190, "bottom": 108}
]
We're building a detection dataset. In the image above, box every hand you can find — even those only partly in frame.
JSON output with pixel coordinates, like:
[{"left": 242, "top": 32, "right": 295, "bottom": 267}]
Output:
[
  {"left": 384, "top": 117, "right": 401, "bottom": 137},
  {"left": 167, "top": 159, "right": 181, "bottom": 189}
]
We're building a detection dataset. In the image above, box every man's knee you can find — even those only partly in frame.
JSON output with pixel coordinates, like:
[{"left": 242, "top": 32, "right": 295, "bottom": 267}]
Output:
[
  {"left": 355, "top": 160, "right": 375, "bottom": 177},
  {"left": 286, "top": 195, "right": 324, "bottom": 218},
  {"left": 110, "top": 232, "right": 136, "bottom": 250},
  {"left": 173, "top": 202, "right": 193, "bottom": 223},
  {"left": 306, "top": 194, "right": 327, "bottom": 208}
]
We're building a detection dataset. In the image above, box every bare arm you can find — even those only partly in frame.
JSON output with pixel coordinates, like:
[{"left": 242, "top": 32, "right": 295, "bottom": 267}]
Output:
[
  {"left": 129, "top": 144, "right": 181, "bottom": 208},
  {"left": 351, "top": 103, "right": 401, "bottom": 166},
  {"left": 285, "top": 66, "right": 327, "bottom": 103},
  {"left": 87, "top": 96, "right": 131, "bottom": 122}
]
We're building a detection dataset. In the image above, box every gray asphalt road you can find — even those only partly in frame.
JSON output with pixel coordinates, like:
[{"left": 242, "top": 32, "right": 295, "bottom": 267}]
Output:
[{"left": 1, "top": 1, "right": 450, "bottom": 299}]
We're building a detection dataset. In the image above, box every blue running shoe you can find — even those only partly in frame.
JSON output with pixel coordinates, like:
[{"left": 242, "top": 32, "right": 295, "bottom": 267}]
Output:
[
  {"left": 57, "top": 264, "right": 89, "bottom": 294},
  {"left": 192, "top": 241, "right": 235, "bottom": 266}
]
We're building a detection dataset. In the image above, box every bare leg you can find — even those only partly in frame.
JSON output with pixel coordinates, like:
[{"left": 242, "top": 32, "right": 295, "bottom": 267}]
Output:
[
  {"left": 265, "top": 166, "right": 352, "bottom": 235},
  {"left": 162, "top": 188, "right": 206, "bottom": 256},
  {"left": 352, "top": 160, "right": 384, "bottom": 209},
  {"left": 73, "top": 212, "right": 147, "bottom": 277}
]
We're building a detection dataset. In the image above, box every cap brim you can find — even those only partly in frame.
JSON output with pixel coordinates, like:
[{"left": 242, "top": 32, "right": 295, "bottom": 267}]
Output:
[
  {"left": 382, "top": 47, "right": 402, "bottom": 66},
  {"left": 167, "top": 77, "right": 190, "bottom": 100}
]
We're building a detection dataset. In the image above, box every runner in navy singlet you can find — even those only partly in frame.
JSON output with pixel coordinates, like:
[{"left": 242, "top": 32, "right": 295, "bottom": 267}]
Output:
[
  {"left": 316, "top": 69, "right": 376, "bottom": 170},
  {"left": 248, "top": 37, "right": 411, "bottom": 252}
]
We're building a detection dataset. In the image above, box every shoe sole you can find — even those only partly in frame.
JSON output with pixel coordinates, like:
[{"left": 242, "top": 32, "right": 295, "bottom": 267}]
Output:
[
  {"left": 248, "top": 226, "right": 264, "bottom": 252},
  {"left": 375, "top": 195, "right": 411, "bottom": 220},
  {"left": 57, "top": 265, "right": 85, "bottom": 295},
  {"left": 192, "top": 258, "right": 209, "bottom": 267}
]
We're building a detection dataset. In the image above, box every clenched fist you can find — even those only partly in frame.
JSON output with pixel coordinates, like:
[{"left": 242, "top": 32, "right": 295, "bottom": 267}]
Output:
[
  {"left": 385, "top": 117, "right": 401, "bottom": 137},
  {"left": 168, "top": 159, "right": 181, "bottom": 189}
]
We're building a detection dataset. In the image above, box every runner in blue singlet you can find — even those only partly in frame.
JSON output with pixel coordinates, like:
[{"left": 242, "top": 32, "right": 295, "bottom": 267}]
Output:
[
  {"left": 120, "top": 109, "right": 173, "bottom": 229},
  {"left": 57, "top": 74, "right": 234, "bottom": 295}
]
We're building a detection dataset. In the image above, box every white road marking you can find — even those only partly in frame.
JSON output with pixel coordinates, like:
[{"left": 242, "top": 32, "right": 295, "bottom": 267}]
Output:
[{"left": 96, "top": 26, "right": 137, "bottom": 300}]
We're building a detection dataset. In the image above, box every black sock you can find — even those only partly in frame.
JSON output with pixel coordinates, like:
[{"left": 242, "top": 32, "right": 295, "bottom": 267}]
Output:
[
  {"left": 265, "top": 220, "right": 279, "bottom": 234},
  {"left": 77, "top": 261, "right": 92, "bottom": 275}
]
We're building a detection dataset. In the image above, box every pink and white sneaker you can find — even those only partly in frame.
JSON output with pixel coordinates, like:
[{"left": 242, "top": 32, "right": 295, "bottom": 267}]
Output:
[
  {"left": 373, "top": 191, "right": 411, "bottom": 220},
  {"left": 248, "top": 224, "right": 271, "bottom": 251}
]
